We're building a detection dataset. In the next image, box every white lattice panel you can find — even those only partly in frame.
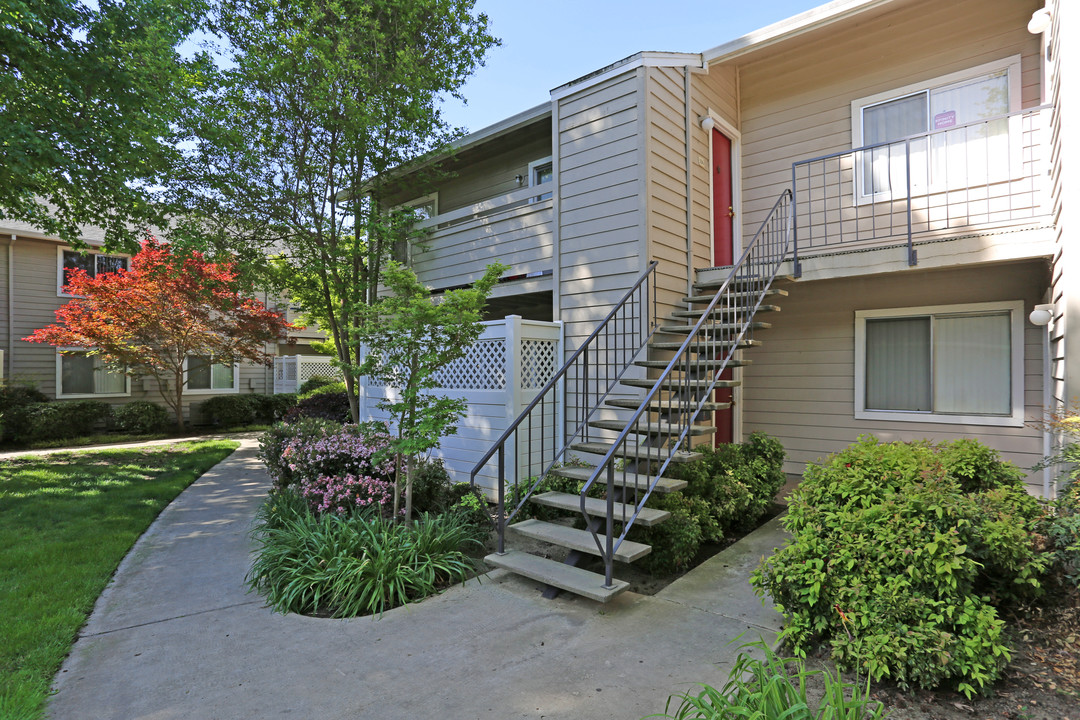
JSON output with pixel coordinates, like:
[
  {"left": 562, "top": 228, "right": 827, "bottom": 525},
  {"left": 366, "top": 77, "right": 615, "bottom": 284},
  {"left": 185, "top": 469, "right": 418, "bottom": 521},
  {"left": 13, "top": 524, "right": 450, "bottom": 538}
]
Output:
[
  {"left": 520, "top": 339, "right": 558, "bottom": 390},
  {"left": 299, "top": 361, "right": 338, "bottom": 382},
  {"left": 434, "top": 339, "right": 506, "bottom": 390}
]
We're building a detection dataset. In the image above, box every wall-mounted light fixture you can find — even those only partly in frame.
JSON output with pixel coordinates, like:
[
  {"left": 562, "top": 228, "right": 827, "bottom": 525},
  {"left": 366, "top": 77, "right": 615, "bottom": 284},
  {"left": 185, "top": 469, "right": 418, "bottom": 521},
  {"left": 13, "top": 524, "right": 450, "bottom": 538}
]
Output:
[
  {"left": 1030, "top": 303, "right": 1053, "bottom": 326},
  {"left": 700, "top": 116, "right": 715, "bottom": 132},
  {"left": 515, "top": 174, "right": 525, "bottom": 186},
  {"left": 1028, "top": 7, "right": 1052, "bottom": 34}
]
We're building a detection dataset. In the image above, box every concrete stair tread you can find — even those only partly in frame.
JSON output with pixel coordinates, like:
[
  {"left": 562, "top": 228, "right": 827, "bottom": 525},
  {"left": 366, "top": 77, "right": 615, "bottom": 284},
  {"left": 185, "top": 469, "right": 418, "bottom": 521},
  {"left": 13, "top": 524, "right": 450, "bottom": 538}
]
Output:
[
  {"left": 507, "top": 519, "right": 652, "bottom": 563},
  {"left": 635, "top": 358, "right": 752, "bottom": 369},
  {"left": 650, "top": 339, "right": 762, "bottom": 350},
  {"left": 693, "top": 273, "right": 796, "bottom": 291},
  {"left": 683, "top": 288, "right": 788, "bottom": 303},
  {"left": 606, "top": 397, "right": 731, "bottom": 413},
  {"left": 588, "top": 419, "right": 716, "bottom": 436},
  {"left": 621, "top": 377, "right": 741, "bottom": 390},
  {"left": 547, "top": 464, "right": 688, "bottom": 492},
  {"left": 569, "top": 441, "right": 704, "bottom": 464},
  {"left": 532, "top": 491, "right": 671, "bottom": 526},
  {"left": 485, "top": 550, "right": 629, "bottom": 602},
  {"left": 672, "top": 306, "right": 779, "bottom": 318},
  {"left": 658, "top": 321, "right": 771, "bottom": 333}
]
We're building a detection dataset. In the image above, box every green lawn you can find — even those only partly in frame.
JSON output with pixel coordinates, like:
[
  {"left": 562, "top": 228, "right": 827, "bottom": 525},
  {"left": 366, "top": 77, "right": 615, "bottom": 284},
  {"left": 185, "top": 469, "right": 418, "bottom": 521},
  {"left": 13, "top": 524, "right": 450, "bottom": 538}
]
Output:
[{"left": 0, "top": 440, "right": 240, "bottom": 720}]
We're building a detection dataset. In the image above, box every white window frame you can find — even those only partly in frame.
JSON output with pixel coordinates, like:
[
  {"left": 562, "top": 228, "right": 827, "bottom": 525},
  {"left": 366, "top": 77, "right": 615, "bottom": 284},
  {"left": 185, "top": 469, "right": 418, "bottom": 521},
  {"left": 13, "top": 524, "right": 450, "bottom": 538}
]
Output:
[
  {"left": 854, "top": 300, "right": 1025, "bottom": 427},
  {"left": 528, "top": 156, "right": 553, "bottom": 202},
  {"left": 57, "top": 246, "right": 130, "bottom": 297},
  {"left": 55, "top": 348, "right": 131, "bottom": 399},
  {"left": 395, "top": 192, "right": 439, "bottom": 220},
  {"left": 184, "top": 354, "right": 240, "bottom": 395},
  {"left": 850, "top": 56, "right": 1023, "bottom": 205}
]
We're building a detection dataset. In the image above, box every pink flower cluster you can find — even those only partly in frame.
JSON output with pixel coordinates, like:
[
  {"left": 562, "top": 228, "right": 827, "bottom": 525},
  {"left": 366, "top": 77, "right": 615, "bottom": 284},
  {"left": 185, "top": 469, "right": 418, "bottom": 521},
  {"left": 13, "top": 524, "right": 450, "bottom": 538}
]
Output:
[{"left": 299, "top": 473, "right": 396, "bottom": 516}]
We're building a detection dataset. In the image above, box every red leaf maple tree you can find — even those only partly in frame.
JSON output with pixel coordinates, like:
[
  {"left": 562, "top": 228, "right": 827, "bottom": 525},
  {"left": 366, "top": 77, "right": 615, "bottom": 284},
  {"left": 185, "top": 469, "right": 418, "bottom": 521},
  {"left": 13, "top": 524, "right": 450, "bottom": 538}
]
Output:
[{"left": 25, "top": 239, "right": 298, "bottom": 430}]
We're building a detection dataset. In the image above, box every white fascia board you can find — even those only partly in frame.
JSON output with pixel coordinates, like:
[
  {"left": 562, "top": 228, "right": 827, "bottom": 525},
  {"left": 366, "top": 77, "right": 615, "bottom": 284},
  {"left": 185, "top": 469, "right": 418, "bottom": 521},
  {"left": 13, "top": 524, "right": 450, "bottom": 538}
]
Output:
[
  {"left": 702, "top": 0, "right": 896, "bottom": 64},
  {"left": 550, "top": 52, "right": 704, "bottom": 101},
  {"left": 449, "top": 102, "right": 552, "bottom": 153}
]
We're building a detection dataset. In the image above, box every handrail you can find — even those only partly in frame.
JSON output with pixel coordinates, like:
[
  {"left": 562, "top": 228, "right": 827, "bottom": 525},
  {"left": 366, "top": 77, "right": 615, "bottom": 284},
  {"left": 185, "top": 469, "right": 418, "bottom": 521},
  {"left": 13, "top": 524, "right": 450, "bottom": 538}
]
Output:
[
  {"left": 470, "top": 260, "right": 659, "bottom": 552},
  {"left": 580, "top": 189, "right": 794, "bottom": 588}
]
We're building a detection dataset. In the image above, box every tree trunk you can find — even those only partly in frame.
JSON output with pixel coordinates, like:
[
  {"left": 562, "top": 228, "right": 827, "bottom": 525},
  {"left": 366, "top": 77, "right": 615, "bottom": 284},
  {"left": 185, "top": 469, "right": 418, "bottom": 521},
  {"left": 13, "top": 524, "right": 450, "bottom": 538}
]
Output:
[
  {"left": 404, "top": 454, "right": 415, "bottom": 529},
  {"left": 174, "top": 369, "right": 185, "bottom": 433}
]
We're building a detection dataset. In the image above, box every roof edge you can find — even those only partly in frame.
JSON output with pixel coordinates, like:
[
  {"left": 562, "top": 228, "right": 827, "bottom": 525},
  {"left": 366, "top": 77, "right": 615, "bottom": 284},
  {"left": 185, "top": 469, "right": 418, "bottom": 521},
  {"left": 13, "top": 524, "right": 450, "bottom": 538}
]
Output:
[{"left": 702, "top": 0, "right": 896, "bottom": 64}]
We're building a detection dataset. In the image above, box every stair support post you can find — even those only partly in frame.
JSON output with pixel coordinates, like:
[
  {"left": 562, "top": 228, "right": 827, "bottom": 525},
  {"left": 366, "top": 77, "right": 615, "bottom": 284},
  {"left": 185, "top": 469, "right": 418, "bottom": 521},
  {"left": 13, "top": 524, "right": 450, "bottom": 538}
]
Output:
[
  {"left": 496, "top": 446, "right": 506, "bottom": 555},
  {"left": 604, "top": 462, "right": 615, "bottom": 588}
]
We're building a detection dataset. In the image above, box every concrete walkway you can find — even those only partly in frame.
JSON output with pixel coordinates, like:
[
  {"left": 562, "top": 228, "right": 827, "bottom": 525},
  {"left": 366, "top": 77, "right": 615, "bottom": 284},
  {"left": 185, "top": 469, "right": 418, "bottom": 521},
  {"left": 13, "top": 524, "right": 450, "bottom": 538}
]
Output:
[{"left": 46, "top": 437, "right": 789, "bottom": 720}]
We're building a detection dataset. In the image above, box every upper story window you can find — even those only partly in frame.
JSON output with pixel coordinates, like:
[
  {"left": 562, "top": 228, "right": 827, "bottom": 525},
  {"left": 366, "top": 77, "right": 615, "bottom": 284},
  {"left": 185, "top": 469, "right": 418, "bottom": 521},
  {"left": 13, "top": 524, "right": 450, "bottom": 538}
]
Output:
[
  {"left": 57, "top": 247, "right": 129, "bottom": 296},
  {"left": 854, "top": 301, "right": 1024, "bottom": 427},
  {"left": 56, "top": 349, "right": 129, "bottom": 398},
  {"left": 528, "top": 156, "right": 553, "bottom": 201},
  {"left": 852, "top": 56, "right": 1021, "bottom": 201},
  {"left": 398, "top": 193, "right": 439, "bottom": 221},
  {"left": 186, "top": 355, "right": 239, "bottom": 393}
]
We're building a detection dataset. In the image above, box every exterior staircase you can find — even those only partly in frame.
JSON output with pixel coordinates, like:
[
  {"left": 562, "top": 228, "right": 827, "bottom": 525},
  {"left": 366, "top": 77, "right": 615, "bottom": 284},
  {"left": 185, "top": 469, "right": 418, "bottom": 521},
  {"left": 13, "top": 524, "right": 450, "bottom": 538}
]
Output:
[{"left": 475, "top": 189, "right": 794, "bottom": 603}]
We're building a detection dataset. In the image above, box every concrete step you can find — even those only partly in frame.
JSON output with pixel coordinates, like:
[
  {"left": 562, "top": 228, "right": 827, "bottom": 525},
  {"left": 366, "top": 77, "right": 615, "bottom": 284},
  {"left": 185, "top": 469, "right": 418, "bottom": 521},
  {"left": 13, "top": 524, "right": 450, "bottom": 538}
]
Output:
[
  {"left": 569, "top": 441, "right": 702, "bottom": 465},
  {"left": 588, "top": 418, "right": 716, "bottom": 437},
  {"left": 650, "top": 339, "right": 762, "bottom": 351},
  {"left": 621, "top": 377, "right": 741, "bottom": 391},
  {"left": 547, "top": 464, "right": 688, "bottom": 493},
  {"left": 606, "top": 397, "right": 731, "bottom": 413},
  {"left": 682, "top": 288, "right": 788, "bottom": 304},
  {"left": 672, "top": 305, "right": 779, "bottom": 319},
  {"left": 485, "top": 550, "right": 629, "bottom": 602},
  {"left": 532, "top": 491, "right": 671, "bottom": 526},
  {"left": 507, "top": 519, "right": 652, "bottom": 563},
  {"left": 635, "top": 358, "right": 752, "bottom": 370},
  {"left": 693, "top": 273, "right": 796, "bottom": 292},
  {"left": 657, "top": 321, "right": 771, "bottom": 334}
]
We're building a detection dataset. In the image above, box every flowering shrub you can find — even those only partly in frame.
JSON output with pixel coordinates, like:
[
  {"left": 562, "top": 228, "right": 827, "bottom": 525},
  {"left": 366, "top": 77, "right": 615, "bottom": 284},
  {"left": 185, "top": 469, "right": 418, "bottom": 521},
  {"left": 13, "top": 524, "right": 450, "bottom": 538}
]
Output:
[{"left": 260, "top": 420, "right": 396, "bottom": 515}]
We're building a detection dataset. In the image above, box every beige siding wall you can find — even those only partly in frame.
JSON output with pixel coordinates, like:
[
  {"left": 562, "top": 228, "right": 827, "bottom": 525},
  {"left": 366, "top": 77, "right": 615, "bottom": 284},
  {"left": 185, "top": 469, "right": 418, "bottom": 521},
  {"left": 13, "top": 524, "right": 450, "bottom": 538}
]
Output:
[
  {"left": 6, "top": 236, "right": 277, "bottom": 425},
  {"left": 730, "top": 0, "right": 1043, "bottom": 251},
  {"left": 557, "top": 69, "right": 648, "bottom": 350},
  {"left": 741, "top": 261, "right": 1048, "bottom": 492},
  {"left": 690, "top": 65, "right": 739, "bottom": 271},
  {"left": 645, "top": 66, "right": 692, "bottom": 321}
]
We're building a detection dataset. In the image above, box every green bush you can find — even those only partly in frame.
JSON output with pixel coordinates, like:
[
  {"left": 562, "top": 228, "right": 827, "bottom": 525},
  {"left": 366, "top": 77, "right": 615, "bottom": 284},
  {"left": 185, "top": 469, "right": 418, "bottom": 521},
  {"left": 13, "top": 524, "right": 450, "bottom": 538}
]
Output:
[
  {"left": 246, "top": 499, "right": 481, "bottom": 618},
  {"left": 297, "top": 375, "right": 339, "bottom": 396},
  {"left": 111, "top": 401, "right": 172, "bottom": 433},
  {"left": 6, "top": 400, "right": 112, "bottom": 442},
  {"left": 0, "top": 382, "right": 49, "bottom": 442},
  {"left": 633, "top": 432, "right": 787, "bottom": 575},
  {"left": 250, "top": 393, "right": 297, "bottom": 422},
  {"left": 752, "top": 435, "right": 1050, "bottom": 697},
  {"left": 200, "top": 394, "right": 257, "bottom": 427},
  {"left": 297, "top": 381, "right": 347, "bottom": 400}
]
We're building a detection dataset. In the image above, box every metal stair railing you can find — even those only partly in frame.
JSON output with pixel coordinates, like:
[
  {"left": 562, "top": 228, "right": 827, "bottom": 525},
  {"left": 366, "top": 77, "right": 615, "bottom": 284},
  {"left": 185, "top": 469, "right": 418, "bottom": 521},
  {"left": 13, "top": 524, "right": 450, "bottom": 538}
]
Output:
[
  {"left": 470, "top": 260, "right": 660, "bottom": 554},
  {"left": 580, "top": 189, "right": 794, "bottom": 588}
]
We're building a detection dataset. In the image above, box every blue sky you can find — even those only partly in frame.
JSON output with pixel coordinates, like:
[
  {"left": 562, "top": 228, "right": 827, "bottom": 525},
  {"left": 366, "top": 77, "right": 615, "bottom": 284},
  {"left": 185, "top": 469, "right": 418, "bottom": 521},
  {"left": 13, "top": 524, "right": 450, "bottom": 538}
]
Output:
[{"left": 441, "top": 0, "right": 830, "bottom": 133}]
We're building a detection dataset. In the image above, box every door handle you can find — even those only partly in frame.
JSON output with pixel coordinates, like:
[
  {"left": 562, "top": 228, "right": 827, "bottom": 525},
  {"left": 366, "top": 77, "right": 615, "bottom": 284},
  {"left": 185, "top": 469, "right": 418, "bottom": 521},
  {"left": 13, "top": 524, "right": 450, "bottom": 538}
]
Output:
[{"left": 727, "top": 206, "right": 735, "bottom": 219}]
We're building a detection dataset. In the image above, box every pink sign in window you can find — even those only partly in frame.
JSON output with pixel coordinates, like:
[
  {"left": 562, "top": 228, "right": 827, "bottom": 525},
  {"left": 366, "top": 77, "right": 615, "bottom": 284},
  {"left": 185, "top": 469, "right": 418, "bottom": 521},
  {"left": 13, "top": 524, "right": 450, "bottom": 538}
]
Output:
[{"left": 934, "top": 111, "right": 957, "bottom": 129}]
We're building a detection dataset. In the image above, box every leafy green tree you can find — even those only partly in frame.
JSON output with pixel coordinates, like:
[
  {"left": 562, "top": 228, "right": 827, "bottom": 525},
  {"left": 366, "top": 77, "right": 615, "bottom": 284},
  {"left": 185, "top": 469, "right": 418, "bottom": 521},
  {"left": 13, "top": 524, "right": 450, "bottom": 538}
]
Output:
[
  {"left": 0, "top": 0, "right": 209, "bottom": 248},
  {"left": 359, "top": 261, "right": 505, "bottom": 524},
  {"left": 166, "top": 0, "right": 498, "bottom": 421}
]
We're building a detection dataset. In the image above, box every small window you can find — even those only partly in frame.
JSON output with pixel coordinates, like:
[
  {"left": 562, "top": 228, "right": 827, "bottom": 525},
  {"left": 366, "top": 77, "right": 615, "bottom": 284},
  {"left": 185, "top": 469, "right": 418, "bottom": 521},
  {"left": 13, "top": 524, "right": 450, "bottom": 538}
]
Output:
[
  {"left": 391, "top": 193, "right": 439, "bottom": 263},
  {"left": 528, "top": 157, "right": 553, "bottom": 202},
  {"left": 57, "top": 350, "right": 129, "bottom": 398},
  {"left": 186, "top": 355, "right": 238, "bottom": 393},
  {"left": 58, "top": 248, "right": 129, "bottom": 295},
  {"left": 855, "top": 301, "right": 1024, "bottom": 427}
]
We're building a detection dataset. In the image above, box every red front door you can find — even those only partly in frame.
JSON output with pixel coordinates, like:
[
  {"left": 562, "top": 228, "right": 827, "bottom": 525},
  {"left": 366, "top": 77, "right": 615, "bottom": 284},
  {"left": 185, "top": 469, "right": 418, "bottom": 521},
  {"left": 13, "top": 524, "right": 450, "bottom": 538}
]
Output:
[{"left": 711, "top": 129, "right": 735, "bottom": 445}]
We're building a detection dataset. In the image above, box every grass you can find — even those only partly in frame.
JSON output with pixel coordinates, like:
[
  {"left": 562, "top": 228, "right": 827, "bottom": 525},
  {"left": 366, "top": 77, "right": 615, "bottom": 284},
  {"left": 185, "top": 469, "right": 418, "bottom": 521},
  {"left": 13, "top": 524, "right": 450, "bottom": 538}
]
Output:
[
  {"left": 0, "top": 440, "right": 240, "bottom": 720},
  {"left": 5, "top": 425, "right": 269, "bottom": 452}
]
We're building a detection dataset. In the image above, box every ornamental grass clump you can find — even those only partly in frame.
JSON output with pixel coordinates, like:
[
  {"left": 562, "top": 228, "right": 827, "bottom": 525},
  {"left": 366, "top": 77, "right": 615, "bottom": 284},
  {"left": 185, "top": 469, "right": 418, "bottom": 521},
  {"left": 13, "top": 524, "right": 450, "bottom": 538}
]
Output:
[{"left": 752, "top": 435, "right": 1050, "bottom": 698}]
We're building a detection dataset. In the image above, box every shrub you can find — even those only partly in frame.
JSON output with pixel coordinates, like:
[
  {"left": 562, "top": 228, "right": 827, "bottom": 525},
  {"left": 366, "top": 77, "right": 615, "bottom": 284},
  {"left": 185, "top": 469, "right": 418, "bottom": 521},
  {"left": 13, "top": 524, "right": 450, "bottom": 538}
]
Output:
[
  {"left": 297, "top": 375, "right": 339, "bottom": 396},
  {"left": 5, "top": 400, "right": 112, "bottom": 442},
  {"left": 752, "top": 435, "right": 1050, "bottom": 697},
  {"left": 0, "top": 382, "right": 49, "bottom": 442},
  {"left": 407, "top": 457, "right": 490, "bottom": 530},
  {"left": 200, "top": 394, "right": 257, "bottom": 427},
  {"left": 283, "top": 390, "right": 351, "bottom": 423},
  {"left": 259, "top": 420, "right": 394, "bottom": 513},
  {"left": 250, "top": 393, "right": 297, "bottom": 423},
  {"left": 632, "top": 432, "right": 787, "bottom": 575},
  {"left": 111, "top": 401, "right": 172, "bottom": 433},
  {"left": 297, "top": 381, "right": 347, "bottom": 400},
  {"left": 246, "top": 507, "right": 481, "bottom": 617}
]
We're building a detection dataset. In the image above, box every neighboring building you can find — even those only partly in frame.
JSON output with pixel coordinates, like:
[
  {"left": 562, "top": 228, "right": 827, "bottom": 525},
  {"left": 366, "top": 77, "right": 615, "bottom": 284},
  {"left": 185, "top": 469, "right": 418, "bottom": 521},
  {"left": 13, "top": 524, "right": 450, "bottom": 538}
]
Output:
[
  {"left": 0, "top": 218, "right": 325, "bottom": 425},
  {"left": 376, "top": 0, "right": 1074, "bottom": 597}
]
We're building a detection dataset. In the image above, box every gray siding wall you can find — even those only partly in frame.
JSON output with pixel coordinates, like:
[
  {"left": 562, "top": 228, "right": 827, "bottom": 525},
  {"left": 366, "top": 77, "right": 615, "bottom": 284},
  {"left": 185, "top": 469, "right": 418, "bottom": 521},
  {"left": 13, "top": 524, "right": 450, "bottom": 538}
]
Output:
[{"left": 741, "top": 261, "right": 1048, "bottom": 492}]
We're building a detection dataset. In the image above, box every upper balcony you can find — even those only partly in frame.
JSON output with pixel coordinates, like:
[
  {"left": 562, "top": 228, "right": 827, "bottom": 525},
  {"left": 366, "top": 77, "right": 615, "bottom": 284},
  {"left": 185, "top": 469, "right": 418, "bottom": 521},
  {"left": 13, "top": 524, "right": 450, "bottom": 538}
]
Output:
[
  {"left": 787, "top": 105, "right": 1053, "bottom": 280},
  {"left": 412, "top": 185, "right": 554, "bottom": 300}
]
